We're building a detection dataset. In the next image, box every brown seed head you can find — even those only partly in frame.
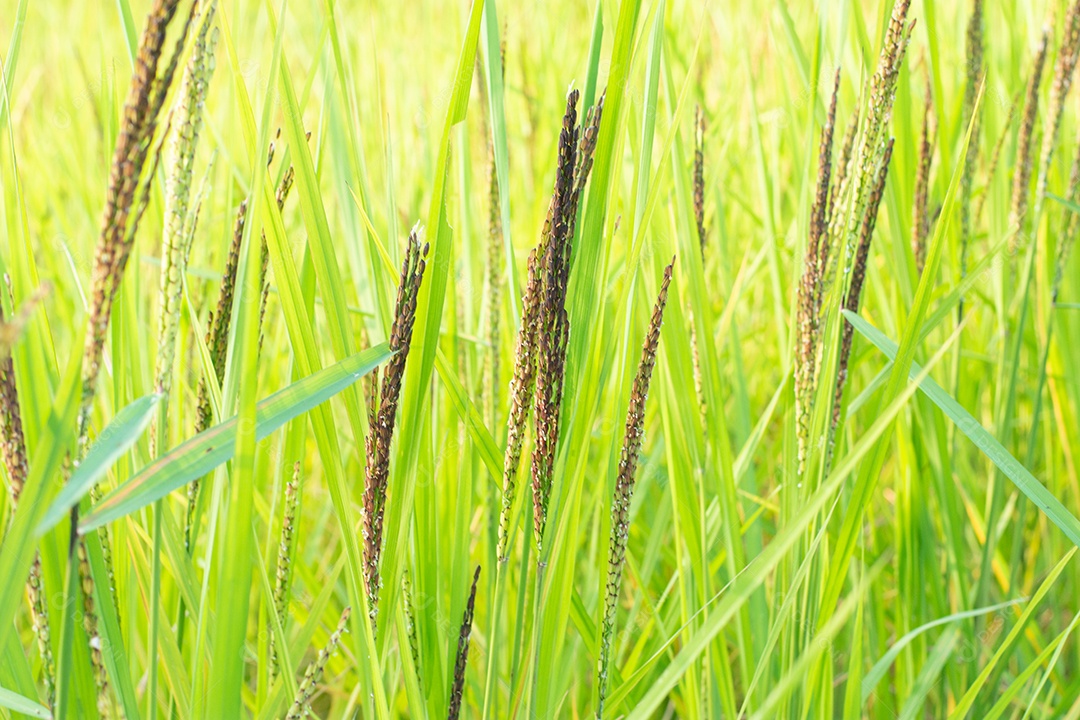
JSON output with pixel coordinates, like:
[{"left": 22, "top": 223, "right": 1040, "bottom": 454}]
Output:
[
  {"left": 912, "top": 80, "right": 933, "bottom": 274},
  {"left": 447, "top": 566, "right": 481, "bottom": 720},
  {"left": 496, "top": 250, "right": 543, "bottom": 561},
  {"left": 597, "top": 259, "right": 673, "bottom": 718},
  {"left": 1009, "top": 27, "right": 1050, "bottom": 244},
  {"left": 830, "top": 139, "right": 895, "bottom": 464},
  {"left": 362, "top": 225, "right": 428, "bottom": 627},
  {"left": 960, "top": 0, "right": 985, "bottom": 271},
  {"left": 694, "top": 105, "right": 707, "bottom": 258},
  {"left": 1054, "top": 136, "right": 1080, "bottom": 303},
  {"left": 531, "top": 89, "right": 583, "bottom": 551},
  {"left": 1038, "top": 1, "right": 1080, "bottom": 207},
  {"left": 794, "top": 69, "right": 839, "bottom": 475},
  {"left": 81, "top": 0, "right": 192, "bottom": 443},
  {"left": 269, "top": 461, "right": 301, "bottom": 683}
]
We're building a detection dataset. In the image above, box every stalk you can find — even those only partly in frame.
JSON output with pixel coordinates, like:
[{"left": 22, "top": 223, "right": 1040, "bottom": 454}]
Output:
[
  {"left": 72, "top": 0, "right": 196, "bottom": 711},
  {"left": 911, "top": 81, "right": 932, "bottom": 274},
  {"left": 185, "top": 147, "right": 295, "bottom": 550},
  {"left": 972, "top": 88, "right": 1022, "bottom": 229},
  {"left": 187, "top": 199, "right": 245, "bottom": 548},
  {"left": 800, "top": 0, "right": 914, "bottom": 650},
  {"left": 447, "top": 566, "right": 481, "bottom": 720},
  {"left": 991, "top": 17, "right": 1080, "bottom": 605},
  {"left": 1007, "top": 28, "right": 1049, "bottom": 249},
  {"left": 149, "top": 10, "right": 216, "bottom": 716},
  {"left": 825, "top": 110, "right": 859, "bottom": 247},
  {"left": 486, "top": 145, "right": 503, "bottom": 429},
  {"left": 693, "top": 105, "right": 707, "bottom": 257},
  {"left": 795, "top": 69, "right": 839, "bottom": 475},
  {"left": 797, "top": 1, "right": 912, "bottom": 491},
  {"left": 1035, "top": 0, "right": 1080, "bottom": 215},
  {"left": 401, "top": 570, "right": 423, "bottom": 692},
  {"left": 835, "top": 0, "right": 912, "bottom": 273},
  {"left": 596, "top": 260, "right": 673, "bottom": 718},
  {"left": 828, "top": 140, "right": 895, "bottom": 467},
  {"left": 0, "top": 291, "right": 55, "bottom": 708},
  {"left": 482, "top": 249, "right": 542, "bottom": 720},
  {"left": 953, "top": 0, "right": 985, "bottom": 454},
  {"left": 529, "top": 90, "right": 603, "bottom": 550},
  {"left": 975, "top": 28, "right": 1055, "bottom": 610},
  {"left": 959, "top": 0, "right": 984, "bottom": 290},
  {"left": 269, "top": 461, "right": 301, "bottom": 686},
  {"left": 495, "top": 249, "right": 542, "bottom": 563},
  {"left": 361, "top": 226, "right": 428, "bottom": 632},
  {"left": 689, "top": 104, "right": 707, "bottom": 425},
  {"left": 175, "top": 145, "right": 294, "bottom": 708},
  {"left": 153, "top": 1, "right": 217, "bottom": 447},
  {"left": 283, "top": 606, "right": 350, "bottom": 720},
  {"left": 517, "top": 87, "right": 603, "bottom": 720},
  {"left": 530, "top": 90, "right": 581, "bottom": 549}
]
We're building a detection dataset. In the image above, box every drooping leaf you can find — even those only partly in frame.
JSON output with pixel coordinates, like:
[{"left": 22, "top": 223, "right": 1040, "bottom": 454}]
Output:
[
  {"left": 38, "top": 393, "right": 160, "bottom": 534},
  {"left": 78, "top": 343, "right": 392, "bottom": 533},
  {"left": 844, "top": 309, "right": 1080, "bottom": 548},
  {"left": 0, "top": 686, "right": 51, "bottom": 719}
]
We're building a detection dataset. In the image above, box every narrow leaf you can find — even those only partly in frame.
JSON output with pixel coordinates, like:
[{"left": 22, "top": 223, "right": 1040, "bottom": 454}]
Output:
[
  {"left": 844, "top": 309, "right": 1080, "bottom": 547},
  {"left": 79, "top": 343, "right": 392, "bottom": 532},
  {"left": 38, "top": 393, "right": 161, "bottom": 534},
  {"left": 0, "top": 686, "right": 51, "bottom": 719}
]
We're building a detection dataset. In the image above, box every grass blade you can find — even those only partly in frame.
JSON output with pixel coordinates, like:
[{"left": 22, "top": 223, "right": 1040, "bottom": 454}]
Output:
[
  {"left": 78, "top": 343, "right": 391, "bottom": 532},
  {"left": 0, "top": 686, "right": 51, "bottom": 719},
  {"left": 844, "top": 309, "right": 1080, "bottom": 547},
  {"left": 947, "top": 548, "right": 1077, "bottom": 718},
  {"left": 38, "top": 393, "right": 160, "bottom": 534},
  {"left": 861, "top": 597, "right": 1026, "bottom": 702}
]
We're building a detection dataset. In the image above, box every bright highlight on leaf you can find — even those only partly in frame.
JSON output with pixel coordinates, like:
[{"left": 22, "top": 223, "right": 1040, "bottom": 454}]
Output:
[
  {"left": 78, "top": 343, "right": 391, "bottom": 533},
  {"left": 0, "top": 686, "right": 51, "bottom": 719},
  {"left": 37, "top": 393, "right": 160, "bottom": 535}
]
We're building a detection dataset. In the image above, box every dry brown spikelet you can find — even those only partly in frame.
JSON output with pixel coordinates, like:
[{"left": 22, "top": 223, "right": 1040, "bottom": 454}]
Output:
[
  {"left": 1008, "top": 27, "right": 1050, "bottom": 247},
  {"left": 1037, "top": 1, "right": 1080, "bottom": 209},
  {"left": 74, "top": 1, "right": 197, "bottom": 709},
  {"left": 362, "top": 225, "right": 428, "bottom": 628},
  {"left": 596, "top": 259, "right": 674, "bottom": 718},
  {"left": 496, "top": 249, "right": 543, "bottom": 561},
  {"left": 693, "top": 105, "right": 707, "bottom": 257},
  {"left": 912, "top": 80, "right": 933, "bottom": 274},
  {"left": 794, "top": 69, "right": 839, "bottom": 475},
  {"left": 447, "top": 566, "right": 481, "bottom": 720},
  {"left": 0, "top": 295, "right": 55, "bottom": 708},
  {"left": 959, "top": 0, "right": 984, "bottom": 271},
  {"left": 831, "top": 139, "right": 895, "bottom": 461}
]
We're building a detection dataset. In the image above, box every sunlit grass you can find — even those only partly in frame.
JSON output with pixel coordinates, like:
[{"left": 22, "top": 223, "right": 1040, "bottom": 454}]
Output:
[{"left": 1, "top": 0, "right": 1080, "bottom": 718}]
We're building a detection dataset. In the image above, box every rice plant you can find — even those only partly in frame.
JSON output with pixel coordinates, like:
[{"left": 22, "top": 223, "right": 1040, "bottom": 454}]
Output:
[{"left": 4, "top": 0, "right": 1080, "bottom": 717}]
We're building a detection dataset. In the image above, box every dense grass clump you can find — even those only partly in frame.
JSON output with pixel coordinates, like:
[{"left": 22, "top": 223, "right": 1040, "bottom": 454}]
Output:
[{"left": 6, "top": 0, "right": 1080, "bottom": 718}]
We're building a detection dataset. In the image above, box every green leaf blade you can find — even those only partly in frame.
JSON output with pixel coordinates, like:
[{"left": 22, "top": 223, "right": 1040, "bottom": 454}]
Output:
[{"left": 78, "top": 343, "right": 391, "bottom": 533}]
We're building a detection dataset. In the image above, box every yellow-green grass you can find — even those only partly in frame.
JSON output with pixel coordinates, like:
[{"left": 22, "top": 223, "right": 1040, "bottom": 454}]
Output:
[{"left": 1, "top": 0, "right": 1080, "bottom": 718}]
